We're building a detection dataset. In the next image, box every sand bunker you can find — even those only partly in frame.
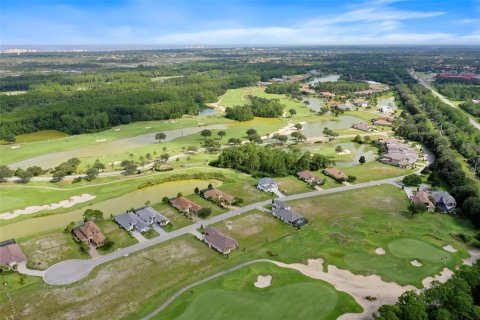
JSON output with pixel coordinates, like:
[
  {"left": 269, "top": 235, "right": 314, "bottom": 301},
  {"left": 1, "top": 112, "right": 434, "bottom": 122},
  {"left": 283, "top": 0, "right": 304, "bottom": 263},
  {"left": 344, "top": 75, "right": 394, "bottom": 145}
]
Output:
[
  {"left": 375, "top": 248, "right": 385, "bottom": 255},
  {"left": 95, "top": 139, "right": 106, "bottom": 142},
  {"left": 337, "top": 149, "right": 352, "bottom": 155},
  {"left": 10, "top": 145, "right": 20, "bottom": 149},
  {"left": 443, "top": 245, "right": 457, "bottom": 253},
  {"left": 262, "top": 121, "right": 306, "bottom": 140},
  {"left": 0, "top": 194, "right": 96, "bottom": 219},
  {"left": 114, "top": 128, "right": 121, "bottom": 131},
  {"left": 254, "top": 275, "right": 272, "bottom": 288},
  {"left": 145, "top": 126, "right": 151, "bottom": 129},
  {"left": 410, "top": 260, "right": 422, "bottom": 267}
]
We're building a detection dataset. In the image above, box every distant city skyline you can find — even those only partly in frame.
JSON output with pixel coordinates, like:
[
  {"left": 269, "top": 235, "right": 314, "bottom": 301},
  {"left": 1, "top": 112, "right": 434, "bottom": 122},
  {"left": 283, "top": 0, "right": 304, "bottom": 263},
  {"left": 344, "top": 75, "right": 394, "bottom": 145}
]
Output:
[{"left": 2, "top": 0, "right": 480, "bottom": 46}]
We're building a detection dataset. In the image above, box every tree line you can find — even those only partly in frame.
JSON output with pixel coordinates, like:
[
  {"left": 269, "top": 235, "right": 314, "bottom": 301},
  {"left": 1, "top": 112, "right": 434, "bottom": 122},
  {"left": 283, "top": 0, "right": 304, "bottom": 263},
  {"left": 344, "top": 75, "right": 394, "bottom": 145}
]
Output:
[
  {"left": 210, "top": 143, "right": 335, "bottom": 177},
  {"left": 395, "top": 84, "right": 480, "bottom": 227}
]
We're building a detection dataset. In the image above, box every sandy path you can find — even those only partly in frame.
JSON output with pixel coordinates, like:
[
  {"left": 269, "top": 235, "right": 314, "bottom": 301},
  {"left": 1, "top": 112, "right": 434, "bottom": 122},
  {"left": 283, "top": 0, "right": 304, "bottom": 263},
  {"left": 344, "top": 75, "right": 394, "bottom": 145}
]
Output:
[{"left": 0, "top": 193, "right": 96, "bottom": 219}]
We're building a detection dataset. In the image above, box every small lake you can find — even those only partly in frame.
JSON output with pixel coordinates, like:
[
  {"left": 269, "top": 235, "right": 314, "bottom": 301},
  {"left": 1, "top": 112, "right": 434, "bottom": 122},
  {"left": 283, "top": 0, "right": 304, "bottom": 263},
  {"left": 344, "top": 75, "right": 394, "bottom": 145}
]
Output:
[
  {"left": 301, "top": 115, "right": 364, "bottom": 137},
  {"left": 302, "top": 142, "right": 377, "bottom": 167},
  {"left": 308, "top": 74, "right": 340, "bottom": 86},
  {"left": 303, "top": 97, "right": 323, "bottom": 112},
  {"left": 11, "top": 123, "right": 228, "bottom": 169},
  {"left": 0, "top": 179, "right": 221, "bottom": 241},
  {"left": 199, "top": 107, "right": 218, "bottom": 116}
]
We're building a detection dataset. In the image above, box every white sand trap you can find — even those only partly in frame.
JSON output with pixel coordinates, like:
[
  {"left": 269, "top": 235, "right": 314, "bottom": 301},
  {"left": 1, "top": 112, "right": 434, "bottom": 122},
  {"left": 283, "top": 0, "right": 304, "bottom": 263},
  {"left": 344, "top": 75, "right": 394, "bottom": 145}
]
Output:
[
  {"left": 114, "top": 128, "right": 121, "bottom": 131},
  {"left": 10, "top": 145, "right": 20, "bottom": 149},
  {"left": 337, "top": 149, "right": 352, "bottom": 155},
  {"left": 108, "top": 160, "right": 122, "bottom": 166},
  {"left": 410, "top": 260, "right": 422, "bottom": 267},
  {"left": 145, "top": 126, "right": 151, "bottom": 129},
  {"left": 0, "top": 194, "right": 96, "bottom": 219},
  {"left": 443, "top": 245, "right": 457, "bottom": 253},
  {"left": 375, "top": 248, "right": 385, "bottom": 255},
  {"left": 95, "top": 139, "right": 106, "bottom": 142},
  {"left": 254, "top": 275, "right": 272, "bottom": 288}
]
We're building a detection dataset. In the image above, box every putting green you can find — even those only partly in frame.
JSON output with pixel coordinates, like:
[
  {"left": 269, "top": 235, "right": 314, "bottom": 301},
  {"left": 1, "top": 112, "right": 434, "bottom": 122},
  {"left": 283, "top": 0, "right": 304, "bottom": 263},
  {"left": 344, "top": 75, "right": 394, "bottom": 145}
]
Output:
[
  {"left": 388, "top": 238, "right": 451, "bottom": 263},
  {"left": 156, "top": 263, "right": 362, "bottom": 320}
]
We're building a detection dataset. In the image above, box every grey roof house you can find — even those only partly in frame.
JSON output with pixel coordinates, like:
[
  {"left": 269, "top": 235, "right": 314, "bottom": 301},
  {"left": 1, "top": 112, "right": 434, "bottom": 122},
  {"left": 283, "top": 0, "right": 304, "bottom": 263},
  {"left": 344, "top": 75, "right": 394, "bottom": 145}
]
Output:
[
  {"left": 431, "top": 191, "right": 457, "bottom": 213},
  {"left": 271, "top": 200, "right": 308, "bottom": 229},
  {"left": 257, "top": 177, "right": 278, "bottom": 192},
  {"left": 115, "top": 212, "right": 150, "bottom": 233},
  {"left": 203, "top": 227, "right": 238, "bottom": 255},
  {"left": 135, "top": 206, "right": 170, "bottom": 226}
]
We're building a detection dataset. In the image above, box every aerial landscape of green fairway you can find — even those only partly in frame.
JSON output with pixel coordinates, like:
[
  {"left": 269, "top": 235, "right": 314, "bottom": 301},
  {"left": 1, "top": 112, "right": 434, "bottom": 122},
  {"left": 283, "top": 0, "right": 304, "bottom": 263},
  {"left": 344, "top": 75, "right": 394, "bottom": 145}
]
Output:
[{"left": 156, "top": 263, "right": 362, "bottom": 320}]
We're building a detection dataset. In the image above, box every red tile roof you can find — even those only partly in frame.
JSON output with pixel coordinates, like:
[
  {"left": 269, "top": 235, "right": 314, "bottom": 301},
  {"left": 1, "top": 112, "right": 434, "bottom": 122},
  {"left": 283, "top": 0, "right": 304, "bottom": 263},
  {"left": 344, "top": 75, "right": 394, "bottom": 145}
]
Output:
[
  {"left": 0, "top": 244, "right": 26, "bottom": 266},
  {"left": 202, "top": 189, "right": 235, "bottom": 203},
  {"left": 170, "top": 197, "right": 202, "bottom": 212}
]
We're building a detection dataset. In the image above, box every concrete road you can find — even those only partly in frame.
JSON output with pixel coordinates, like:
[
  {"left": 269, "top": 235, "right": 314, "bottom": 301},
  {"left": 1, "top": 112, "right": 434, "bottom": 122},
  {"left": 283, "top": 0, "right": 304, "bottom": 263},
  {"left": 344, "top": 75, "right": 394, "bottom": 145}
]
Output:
[
  {"left": 43, "top": 176, "right": 403, "bottom": 286},
  {"left": 409, "top": 69, "right": 480, "bottom": 131}
]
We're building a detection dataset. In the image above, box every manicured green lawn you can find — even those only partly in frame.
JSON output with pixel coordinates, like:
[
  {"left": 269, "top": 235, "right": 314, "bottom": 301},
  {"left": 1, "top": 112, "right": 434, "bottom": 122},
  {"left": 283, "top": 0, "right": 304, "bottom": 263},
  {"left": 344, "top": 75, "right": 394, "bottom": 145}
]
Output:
[
  {"left": 156, "top": 263, "right": 362, "bottom": 320},
  {"left": 96, "top": 219, "right": 138, "bottom": 254},
  {"left": 143, "top": 229, "right": 159, "bottom": 239},
  {"left": 151, "top": 203, "right": 193, "bottom": 231},
  {"left": 342, "top": 161, "right": 415, "bottom": 183},
  {"left": 275, "top": 176, "right": 312, "bottom": 195},
  {"left": 218, "top": 180, "right": 273, "bottom": 205},
  {"left": 18, "top": 231, "right": 88, "bottom": 270}
]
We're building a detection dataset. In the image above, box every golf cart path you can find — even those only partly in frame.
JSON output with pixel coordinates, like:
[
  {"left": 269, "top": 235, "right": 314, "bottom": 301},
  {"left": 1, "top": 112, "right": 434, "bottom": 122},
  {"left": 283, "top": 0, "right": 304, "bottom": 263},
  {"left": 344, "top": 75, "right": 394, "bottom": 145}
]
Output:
[
  {"left": 42, "top": 176, "right": 403, "bottom": 286},
  {"left": 409, "top": 69, "right": 480, "bottom": 131}
]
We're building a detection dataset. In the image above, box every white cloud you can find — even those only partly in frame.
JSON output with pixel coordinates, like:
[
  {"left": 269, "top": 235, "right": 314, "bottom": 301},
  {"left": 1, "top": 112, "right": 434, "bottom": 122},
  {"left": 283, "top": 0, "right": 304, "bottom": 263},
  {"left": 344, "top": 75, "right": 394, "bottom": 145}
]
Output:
[{"left": 154, "top": 0, "right": 455, "bottom": 45}]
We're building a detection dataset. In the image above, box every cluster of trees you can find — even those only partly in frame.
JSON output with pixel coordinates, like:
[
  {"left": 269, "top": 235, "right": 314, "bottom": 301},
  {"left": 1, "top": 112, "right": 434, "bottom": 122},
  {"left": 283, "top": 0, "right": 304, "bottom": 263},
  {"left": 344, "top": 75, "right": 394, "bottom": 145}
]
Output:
[
  {"left": 395, "top": 84, "right": 480, "bottom": 226},
  {"left": 435, "top": 83, "right": 480, "bottom": 100},
  {"left": 52, "top": 158, "right": 81, "bottom": 181},
  {"left": 459, "top": 101, "right": 480, "bottom": 119},
  {"left": 265, "top": 82, "right": 300, "bottom": 95},
  {"left": 210, "top": 143, "right": 335, "bottom": 177},
  {"left": 314, "top": 80, "right": 369, "bottom": 94},
  {"left": 375, "top": 262, "right": 480, "bottom": 320},
  {"left": 0, "top": 165, "right": 44, "bottom": 183},
  {"left": 225, "top": 96, "right": 284, "bottom": 121}
]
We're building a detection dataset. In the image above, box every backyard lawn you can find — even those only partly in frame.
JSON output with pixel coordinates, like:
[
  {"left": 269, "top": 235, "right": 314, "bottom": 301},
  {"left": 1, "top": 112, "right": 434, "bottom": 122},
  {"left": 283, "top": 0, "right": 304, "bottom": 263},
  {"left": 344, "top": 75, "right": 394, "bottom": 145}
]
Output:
[
  {"left": 18, "top": 231, "right": 88, "bottom": 270},
  {"left": 275, "top": 176, "right": 312, "bottom": 195},
  {"left": 341, "top": 161, "right": 415, "bottom": 183},
  {"left": 218, "top": 180, "right": 273, "bottom": 205},
  {"left": 185, "top": 194, "right": 227, "bottom": 217},
  {"left": 96, "top": 219, "right": 138, "bottom": 254},
  {"left": 156, "top": 263, "right": 362, "bottom": 320},
  {"left": 151, "top": 202, "right": 193, "bottom": 231}
]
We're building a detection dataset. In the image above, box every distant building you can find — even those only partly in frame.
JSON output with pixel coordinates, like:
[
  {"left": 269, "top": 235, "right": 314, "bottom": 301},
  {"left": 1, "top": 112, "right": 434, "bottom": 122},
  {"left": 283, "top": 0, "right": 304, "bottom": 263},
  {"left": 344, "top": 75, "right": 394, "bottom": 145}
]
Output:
[
  {"left": 431, "top": 191, "right": 457, "bottom": 213},
  {"left": 373, "top": 116, "right": 394, "bottom": 127},
  {"left": 320, "top": 91, "right": 335, "bottom": 98},
  {"left": 72, "top": 221, "right": 106, "bottom": 247},
  {"left": 169, "top": 197, "right": 202, "bottom": 215},
  {"left": 352, "top": 122, "right": 372, "bottom": 132},
  {"left": 0, "top": 239, "right": 26, "bottom": 270},
  {"left": 257, "top": 177, "right": 278, "bottom": 192},
  {"left": 376, "top": 137, "right": 417, "bottom": 169},
  {"left": 323, "top": 168, "right": 347, "bottom": 182},
  {"left": 203, "top": 227, "right": 238, "bottom": 255},
  {"left": 271, "top": 200, "right": 308, "bottom": 228},
  {"left": 134, "top": 206, "right": 170, "bottom": 227}
]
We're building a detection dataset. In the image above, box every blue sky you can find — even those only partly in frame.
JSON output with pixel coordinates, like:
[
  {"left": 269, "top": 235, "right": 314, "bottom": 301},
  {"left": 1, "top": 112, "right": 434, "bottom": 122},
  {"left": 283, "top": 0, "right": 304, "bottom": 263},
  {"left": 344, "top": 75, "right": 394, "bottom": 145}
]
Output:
[{"left": 2, "top": 0, "right": 480, "bottom": 45}]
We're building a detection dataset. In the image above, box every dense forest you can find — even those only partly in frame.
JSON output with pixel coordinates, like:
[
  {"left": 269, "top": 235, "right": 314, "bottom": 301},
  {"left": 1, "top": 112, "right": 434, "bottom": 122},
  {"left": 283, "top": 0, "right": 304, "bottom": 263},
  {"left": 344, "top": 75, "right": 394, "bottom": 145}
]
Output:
[
  {"left": 314, "top": 80, "right": 369, "bottom": 93},
  {"left": 435, "top": 83, "right": 480, "bottom": 100},
  {"left": 265, "top": 82, "right": 300, "bottom": 95},
  {"left": 460, "top": 101, "right": 480, "bottom": 119},
  {"left": 210, "top": 143, "right": 334, "bottom": 177},
  {"left": 375, "top": 262, "right": 480, "bottom": 320}
]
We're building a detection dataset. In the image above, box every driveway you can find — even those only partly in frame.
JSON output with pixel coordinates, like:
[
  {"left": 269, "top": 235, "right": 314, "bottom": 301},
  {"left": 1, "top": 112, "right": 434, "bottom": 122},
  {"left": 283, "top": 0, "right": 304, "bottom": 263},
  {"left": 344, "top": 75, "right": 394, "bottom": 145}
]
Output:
[
  {"left": 41, "top": 175, "right": 405, "bottom": 286},
  {"left": 131, "top": 231, "right": 147, "bottom": 243},
  {"left": 271, "top": 187, "right": 285, "bottom": 198}
]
